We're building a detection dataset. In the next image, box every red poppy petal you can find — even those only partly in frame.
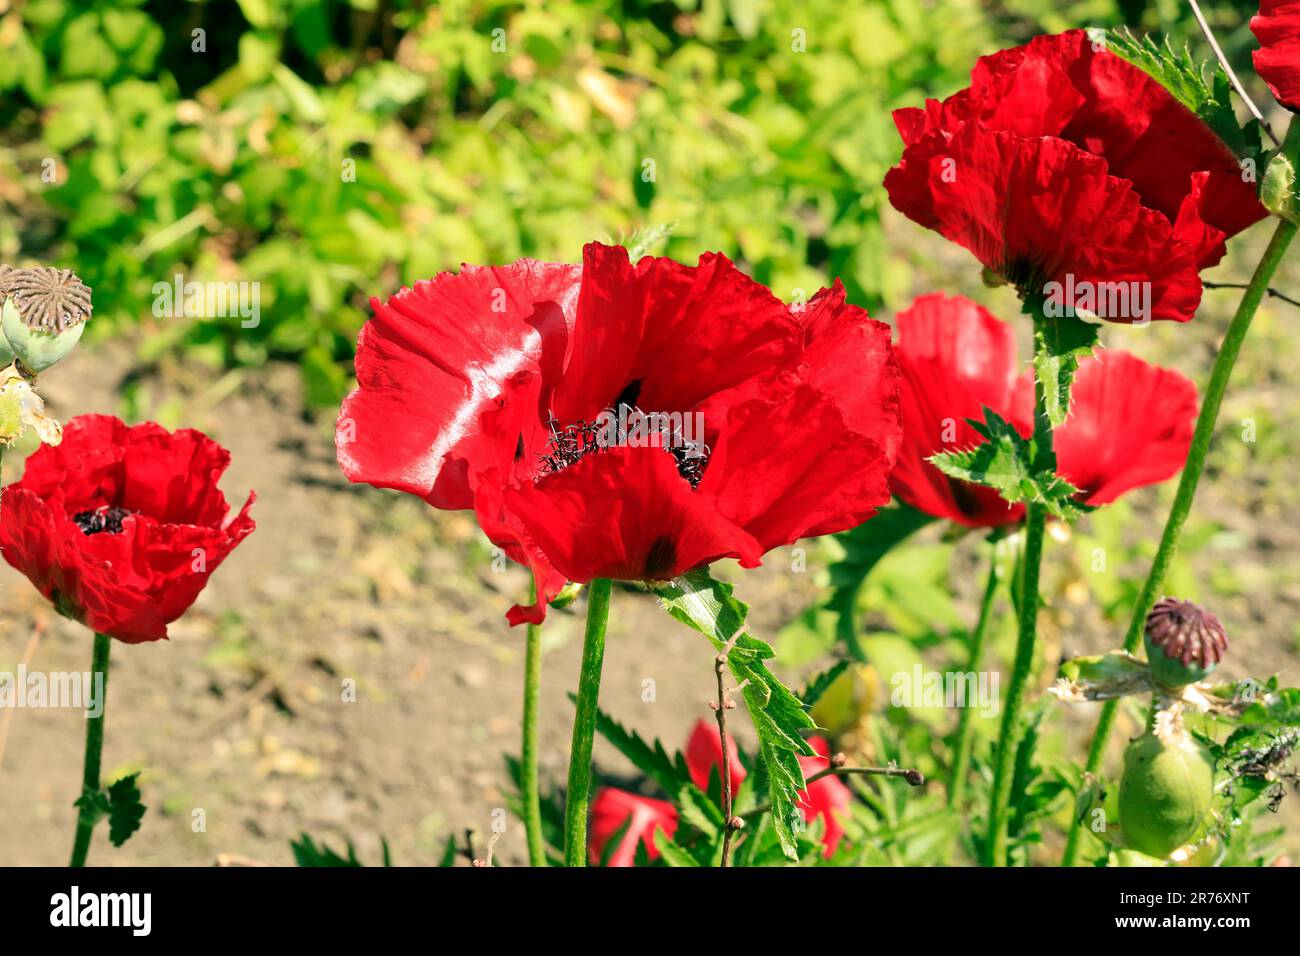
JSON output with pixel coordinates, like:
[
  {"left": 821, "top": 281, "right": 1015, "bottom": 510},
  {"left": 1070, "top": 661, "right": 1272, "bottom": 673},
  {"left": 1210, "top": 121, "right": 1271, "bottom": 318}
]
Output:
[
  {"left": 885, "top": 124, "right": 1204, "bottom": 323},
  {"left": 120, "top": 422, "right": 237, "bottom": 526},
  {"left": 550, "top": 244, "right": 801, "bottom": 421},
  {"left": 797, "top": 737, "right": 853, "bottom": 858},
  {"left": 889, "top": 294, "right": 1029, "bottom": 527},
  {"left": 798, "top": 282, "right": 903, "bottom": 466},
  {"left": 588, "top": 788, "right": 678, "bottom": 867},
  {"left": 1253, "top": 1, "right": 1300, "bottom": 113},
  {"left": 685, "top": 717, "right": 747, "bottom": 792},
  {"left": 697, "top": 378, "right": 895, "bottom": 551},
  {"left": 337, "top": 260, "right": 580, "bottom": 510},
  {"left": 499, "top": 446, "right": 762, "bottom": 584},
  {"left": 1055, "top": 350, "right": 1196, "bottom": 506}
]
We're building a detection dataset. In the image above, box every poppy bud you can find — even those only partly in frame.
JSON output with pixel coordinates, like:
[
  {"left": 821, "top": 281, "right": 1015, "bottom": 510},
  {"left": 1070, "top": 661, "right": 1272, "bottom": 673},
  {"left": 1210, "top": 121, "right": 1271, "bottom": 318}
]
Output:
[
  {"left": 0, "top": 266, "right": 91, "bottom": 372},
  {"left": 1118, "top": 727, "right": 1213, "bottom": 859},
  {"left": 1143, "top": 598, "right": 1228, "bottom": 688}
]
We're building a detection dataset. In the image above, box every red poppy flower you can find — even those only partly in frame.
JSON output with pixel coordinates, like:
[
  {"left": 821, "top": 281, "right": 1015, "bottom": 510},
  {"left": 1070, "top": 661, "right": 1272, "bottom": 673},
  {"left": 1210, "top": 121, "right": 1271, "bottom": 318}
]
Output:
[
  {"left": 885, "top": 30, "right": 1265, "bottom": 323},
  {"left": 338, "top": 242, "right": 902, "bottom": 624},
  {"left": 1253, "top": 1, "right": 1300, "bottom": 112},
  {"left": 890, "top": 294, "right": 1197, "bottom": 527},
  {"left": 798, "top": 737, "right": 853, "bottom": 858},
  {"left": 591, "top": 726, "right": 849, "bottom": 864},
  {"left": 588, "top": 787, "right": 678, "bottom": 867},
  {"left": 0, "top": 415, "right": 255, "bottom": 644},
  {"left": 685, "top": 717, "right": 747, "bottom": 792}
]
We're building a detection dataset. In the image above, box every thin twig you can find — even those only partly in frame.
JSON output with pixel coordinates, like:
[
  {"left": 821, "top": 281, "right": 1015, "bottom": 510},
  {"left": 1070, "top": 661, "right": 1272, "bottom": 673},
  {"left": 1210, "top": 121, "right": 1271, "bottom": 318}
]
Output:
[
  {"left": 741, "top": 756, "right": 925, "bottom": 820},
  {"left": 1204, "top": 280, "right": 1300, "bottom": 308},
  {"left": 712, "top": 631, "right": 745, "bottom": 867},
  {"left": 473, "top": 830, "right": 502, "bottom": 868},
  {"left": 1187, "top": 0, "right": 1280, "bottom": 146},
  {"left": 463, "top": 827, "right": 478, "bottom": 865}
]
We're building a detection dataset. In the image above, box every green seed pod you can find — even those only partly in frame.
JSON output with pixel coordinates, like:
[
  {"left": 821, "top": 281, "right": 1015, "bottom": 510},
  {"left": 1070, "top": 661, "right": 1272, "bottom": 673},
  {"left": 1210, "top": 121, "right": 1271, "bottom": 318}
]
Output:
[
  {"left": 0, "top": 267, "right": 91, "bottom": 372},
  {"left": 1143, "top": 597, "right": 1227, "bottom": 689},
  {"left": 1118, "top": 728, "right": 1213, "bottom": 859}
]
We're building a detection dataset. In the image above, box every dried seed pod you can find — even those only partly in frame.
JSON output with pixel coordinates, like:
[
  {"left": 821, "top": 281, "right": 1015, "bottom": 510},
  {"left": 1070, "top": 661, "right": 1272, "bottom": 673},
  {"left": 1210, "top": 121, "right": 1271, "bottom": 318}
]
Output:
[
  {"left": 1, "top": 267, "right": 92, "bottom": 372},
  {"left": 1143, "top": 597, "right": 1228, "bottom": 688}
]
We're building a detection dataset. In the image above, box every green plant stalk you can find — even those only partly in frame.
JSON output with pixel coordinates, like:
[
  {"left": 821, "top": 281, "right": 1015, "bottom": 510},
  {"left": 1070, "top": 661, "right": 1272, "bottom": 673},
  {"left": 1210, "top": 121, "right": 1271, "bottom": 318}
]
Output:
[
  {"left": 69, "top": 631, "right": 111, "bottom": 867},
  {"left": 1062, "top": 216, "right": 1299, "bottom": 867},
  {"left": 948, "top": 558, "right": 1000, "bottom": 812},
  {"left": 983, "top": 345, "right": 1054, "bottom": 867},
  {"left": 563, "top": 578, "right": 612, "bottom": 867},
  {"left": 520, "top": 579, "right": 546, "bottom": 867}
]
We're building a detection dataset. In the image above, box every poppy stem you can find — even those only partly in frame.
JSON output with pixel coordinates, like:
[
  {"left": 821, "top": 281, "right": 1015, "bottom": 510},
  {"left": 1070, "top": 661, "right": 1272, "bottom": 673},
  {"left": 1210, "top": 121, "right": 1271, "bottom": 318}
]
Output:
[
  {"left": 984, "top": 318, "right": 1055, "bottom": 867},
  {"left": 520, "top": 578, "right": 547, "bottom": 867},
  {"left": 563, "top": 577, "right": 612, "bottom": 866},
  {"left": 948, "top": 555, "right": 1001, "bottom": 813},
  {"left": 69, "top": 631, "right": 111, "bottom": 867},
  {"left": 1062, "top": 216, "right": 1299, "bottom": 866},
  {"left": 713, "top": 637, "right": 739, "bottom": 867}
]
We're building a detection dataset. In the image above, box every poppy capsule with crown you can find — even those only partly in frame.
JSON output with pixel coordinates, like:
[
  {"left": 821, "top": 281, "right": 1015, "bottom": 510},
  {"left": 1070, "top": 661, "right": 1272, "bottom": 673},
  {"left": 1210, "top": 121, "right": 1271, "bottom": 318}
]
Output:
[
  {"left": 0, "top": 266, "right": 92, "bottom": 373},
  {"left": 1142, "top": 598, "right": 1229, "bottom": 689}
]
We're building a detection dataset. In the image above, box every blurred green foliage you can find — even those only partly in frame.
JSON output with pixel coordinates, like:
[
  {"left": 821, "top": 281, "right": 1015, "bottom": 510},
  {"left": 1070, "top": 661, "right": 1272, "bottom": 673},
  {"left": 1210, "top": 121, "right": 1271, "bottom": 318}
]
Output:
[{"left": 0, "top": 0, "right": 1260, "bottom": 405}]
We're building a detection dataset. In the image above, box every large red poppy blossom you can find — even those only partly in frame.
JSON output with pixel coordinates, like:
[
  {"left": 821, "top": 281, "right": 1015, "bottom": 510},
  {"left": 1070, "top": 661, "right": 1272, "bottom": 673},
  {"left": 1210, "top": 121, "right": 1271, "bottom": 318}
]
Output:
[
  {"left": 890, "top": 294, "right": 1197, "bottom": 527},
  {"left": 885, "top": 30, "right": 1265, "bottom": 323},
  {"left": 0, "top": 415, "right": 255, "bottom": 644},
  {"left": 338, "top": 242, "right": 902, "bottom": 624},
  {"left": 1253, "top": 1, "right": 1300, "bottom": 112},
  {"left": 590, "top": 721, "right": 850, "bottom": 865}
]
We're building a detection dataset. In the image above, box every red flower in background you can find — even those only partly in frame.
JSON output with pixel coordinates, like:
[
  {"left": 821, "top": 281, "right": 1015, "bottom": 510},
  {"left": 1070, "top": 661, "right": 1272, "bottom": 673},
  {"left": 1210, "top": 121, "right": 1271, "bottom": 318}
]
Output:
[
  {"left": 798, "top": 737, "right": 853, "bottom": 858},
  {"left": 590, "top": 720, "right": 851, "bottom": 865},
  {"left": 338, "top": 242, "right": 902, "bottom": 624},
  {"left": 890, "top": 294, "right": 1198, "bottom": 527},
  {"left": 1253, "top": 1, "right": 1300, "bottom": 112},
  {"left": 0, "top": 415, "right": 255, "bottom": 644},
  {"left": 884, "top": 30, "right": 1265, "bottom": 323},
  {"left": 588, "top": 787, "right": 678, "bottom": 867},
  {"left": 685, "top": 717, "right": 747, "bottom": 792}
]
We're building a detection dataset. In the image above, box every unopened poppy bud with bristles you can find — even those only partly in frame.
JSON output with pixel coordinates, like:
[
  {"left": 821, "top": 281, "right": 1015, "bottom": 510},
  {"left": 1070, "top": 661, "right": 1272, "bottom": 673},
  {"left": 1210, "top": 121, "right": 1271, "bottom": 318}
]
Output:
[{"left": 1143, "top": 597, "right": 1228, "bottom": 688}]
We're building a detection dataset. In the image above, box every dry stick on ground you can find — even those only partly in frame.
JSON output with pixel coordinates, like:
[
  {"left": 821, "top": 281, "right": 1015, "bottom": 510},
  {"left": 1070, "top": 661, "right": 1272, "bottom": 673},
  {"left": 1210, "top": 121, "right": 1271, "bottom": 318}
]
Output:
[
  {"left": 1187, "top": 0, "right": 1280, "bottom": 147},
  {"left": 711, "top": 631, "right": 749, "bottom": 867},
  {"left": 1204, "top": 281, "right": 1300, "bottom": 308},
  {"left": 0, "top": 617, "right": 46, "bottom": 772}
]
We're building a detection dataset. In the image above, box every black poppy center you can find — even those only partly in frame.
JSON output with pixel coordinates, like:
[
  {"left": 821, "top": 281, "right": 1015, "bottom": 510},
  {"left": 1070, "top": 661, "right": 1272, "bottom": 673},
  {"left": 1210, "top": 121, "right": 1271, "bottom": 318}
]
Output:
[
  {"left": 73, "top": 506, "right": 133, "bottom": 536},
  {"left": 534, "top": 380, "right": 711, "bottom": 488}
]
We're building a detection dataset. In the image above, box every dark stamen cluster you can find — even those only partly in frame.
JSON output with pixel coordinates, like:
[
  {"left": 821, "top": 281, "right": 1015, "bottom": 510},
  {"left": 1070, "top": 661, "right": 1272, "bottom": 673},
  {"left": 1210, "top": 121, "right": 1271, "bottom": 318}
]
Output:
[
  {"left": 1145, "top": 597, "right": 1228, "bottom": 668},
  {"left": 536, "top": 404, "right": 712, "bottom": 488},
  {"left": 537, "top": 413, "right": 604, "bottom": 475},
  {"left": 72, "top": 506, "right": 132, "bottom": 536}
]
